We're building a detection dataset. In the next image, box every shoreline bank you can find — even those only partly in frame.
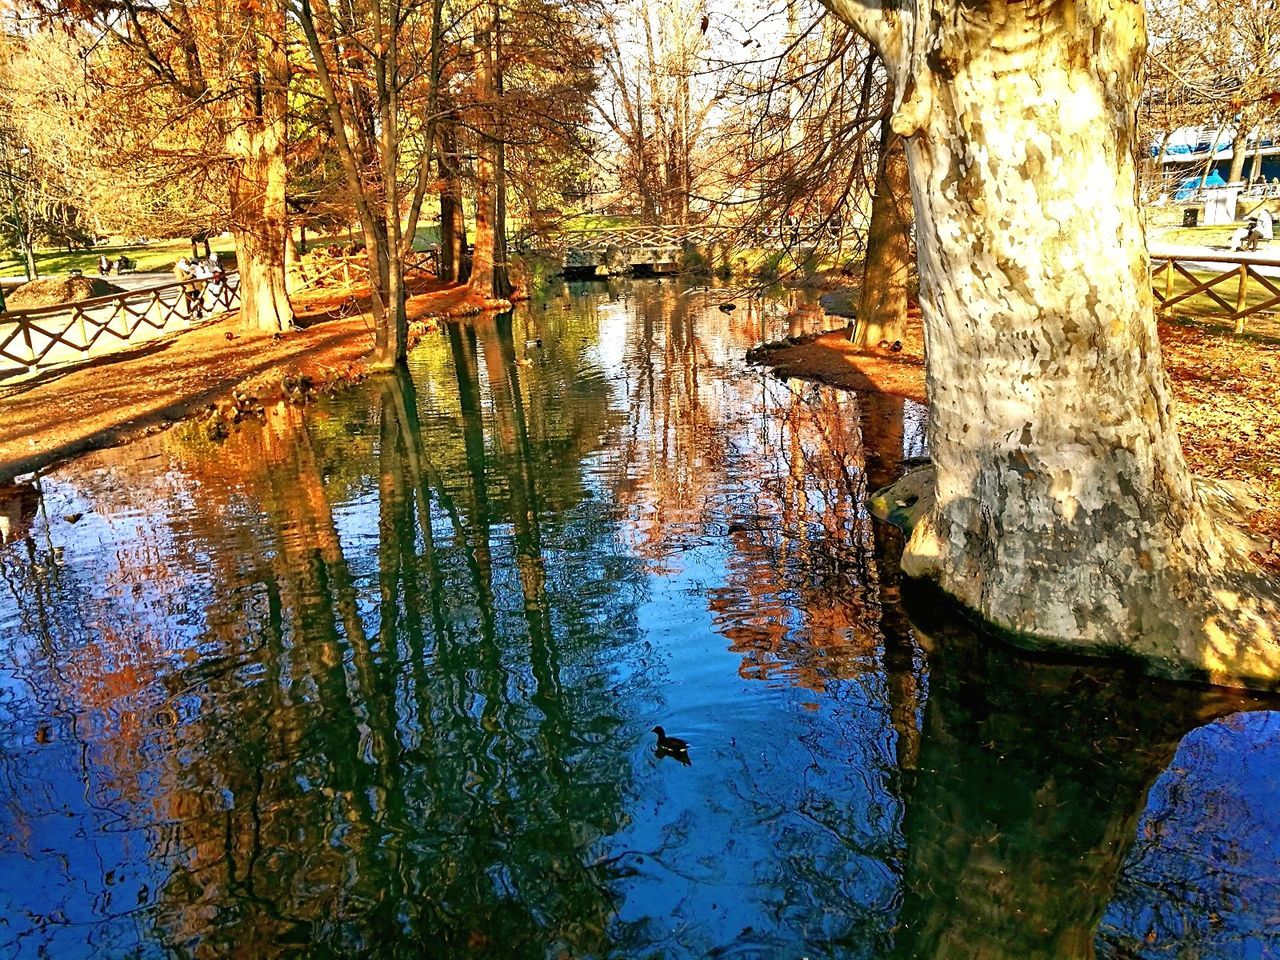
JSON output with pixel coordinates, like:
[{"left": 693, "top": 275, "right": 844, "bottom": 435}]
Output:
[
  {"left": 0, "top": 280, "right": 504, "bottom": 486},
  {"left": 748, "top": 308, "right": 1280, "bottom": 571}
]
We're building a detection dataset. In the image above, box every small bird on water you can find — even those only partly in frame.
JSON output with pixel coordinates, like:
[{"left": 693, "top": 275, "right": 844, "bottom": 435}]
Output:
[
  {"left": 718, "top": 302, "right": 736, "bottom": 313},
  {"left": 651, "top": 726, "right": 691, "bottom": 765}
]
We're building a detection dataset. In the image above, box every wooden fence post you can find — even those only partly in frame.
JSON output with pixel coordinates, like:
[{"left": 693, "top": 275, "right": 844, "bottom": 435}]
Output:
[
  {"left": 20, "top": 316, "right": 36, "bottom": 366},
  {"left": 1236, "top": 262, "right": 1249, "bottom": 334},
  {"left": 75, "top": 307, "right": 90, "bottom": 353}
]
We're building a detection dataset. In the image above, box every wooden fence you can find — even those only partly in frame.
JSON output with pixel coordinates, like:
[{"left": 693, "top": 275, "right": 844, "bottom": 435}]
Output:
[
  {"left": 291, "top": 250, "right": 439, "bottom": 293},
  {"left": 0, "top": 273, "right": 240, "bottom": 380},
  {"left": 1150, "top": 249, "right": 1280, "bottom": 333}
]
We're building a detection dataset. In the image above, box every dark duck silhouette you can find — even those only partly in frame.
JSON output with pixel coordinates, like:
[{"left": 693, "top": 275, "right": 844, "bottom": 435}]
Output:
[
  {"left": 718, "top": 302, "right": 736, "bottom": 313},
  {"left": 651, "top": 726, "right": 691, "bottom": 765}
]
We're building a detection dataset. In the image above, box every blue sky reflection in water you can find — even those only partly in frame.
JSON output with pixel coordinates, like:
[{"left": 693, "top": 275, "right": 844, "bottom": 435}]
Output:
[{"left": 0, "top": 279, "right": 1278, "bottom": 959}]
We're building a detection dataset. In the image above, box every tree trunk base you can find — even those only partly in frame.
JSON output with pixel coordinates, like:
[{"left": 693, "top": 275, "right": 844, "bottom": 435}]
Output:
[{"left": 871, "top": 468, "right": 1280, "bottom": 691}]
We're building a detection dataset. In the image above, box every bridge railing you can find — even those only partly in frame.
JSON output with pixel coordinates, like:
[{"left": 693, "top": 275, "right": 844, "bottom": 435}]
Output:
[
  {"left": 0, "top": 273, "right": 241, "bottom": 381},
  {"left": 518, "top": 221, "right": 864, "bottom": 256},
  {"left": 290, "top": 250, "right": 439, "bottom": 292}
]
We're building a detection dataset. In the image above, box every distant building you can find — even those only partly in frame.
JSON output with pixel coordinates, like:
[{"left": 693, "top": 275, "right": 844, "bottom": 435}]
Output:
[{"left": 1153, "top": 125, "right": 1280, "bottom": 191}]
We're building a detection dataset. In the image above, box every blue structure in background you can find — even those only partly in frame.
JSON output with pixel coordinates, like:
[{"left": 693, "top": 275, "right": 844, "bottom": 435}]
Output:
[
  {"left": 1153, "top": 129, "right": 1280, "bottom": 195},
  {"left": 1174, "top": 171, "right": 1228, "bottom": 201}
]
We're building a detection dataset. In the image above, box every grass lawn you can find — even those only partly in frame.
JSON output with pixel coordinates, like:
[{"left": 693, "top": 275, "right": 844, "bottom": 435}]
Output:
[
  {"left": 1153, "top": 224, "right": 1242, "bottom": 247},
  {"left": 561, "top": 213, "right": 646, "bottom": 231},
  {"left": 0, "top": 235, "right": 238, "bottom": 279},
  {"left": 2, "top": 226, "right": 442, "bottom": 281}
]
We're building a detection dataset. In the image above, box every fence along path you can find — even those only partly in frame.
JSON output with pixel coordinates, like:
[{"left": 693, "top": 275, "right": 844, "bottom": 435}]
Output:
[
  {"left": 1150, "top": 247, "right": 1280, "bottom": 334},
  {"left": 0, "top": 274, "right": 242, "bottom": 382},
  {"left": 1, "top": 251, "right": 438, "bottom": 382}
]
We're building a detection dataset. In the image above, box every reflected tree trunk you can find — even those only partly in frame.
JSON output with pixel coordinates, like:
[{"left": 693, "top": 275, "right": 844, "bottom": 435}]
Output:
[{"left": 889, "top": 608, "right": 1272, "bottom": 959}]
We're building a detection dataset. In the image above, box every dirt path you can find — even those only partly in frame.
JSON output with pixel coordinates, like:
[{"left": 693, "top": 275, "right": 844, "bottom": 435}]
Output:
[
  {"left": 0, "top": 280, "right": 492, "bottom": 485},
  {"left": 751, "top": 311, "right": 1280, "bottom": 570}
]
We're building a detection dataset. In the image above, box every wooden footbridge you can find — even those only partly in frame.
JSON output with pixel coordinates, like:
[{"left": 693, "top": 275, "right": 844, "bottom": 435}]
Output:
[
  {"left": 523, "top": 224, "right": 733, "bottom": 273},
  {"left": 524, "top": 220, "right": 870, "bottom": 274}
]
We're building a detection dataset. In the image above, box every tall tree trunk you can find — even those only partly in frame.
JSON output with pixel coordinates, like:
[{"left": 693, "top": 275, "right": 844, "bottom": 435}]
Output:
[
  {"left": 370, "top": 0, "right": 407, "bottom": 371},
  {"left": 439, "top": 185, "right": 457, "bottom": 283},
  {"left": 468, "top": 27, "right": 498, "bottom": 299},
  {"left": 20, "top": 226, "right": 37, "bottom": 280},
  {"left": 228, "top": 133, "right": 292, "bottom": 332},
  {"left": 491, "top": 3, "right": 513, "bottom": 300},
  {"left": 852, "top": 110, "right": 911, "bottom": 349},
  {"left": 825, "top": 0, "right": 1280, "bottom": 687},
  {"left": 227, "top": 0, "right": 293, "bottom": 333},
  {"left": 1228, "top": 128, "right": 1250, "bottom": 184},
  {"left": 437, "top": 122, "right": 469, "bottom": 283},
  {"left": 469, "top": 165, "right": 495, "bottom": 298}
]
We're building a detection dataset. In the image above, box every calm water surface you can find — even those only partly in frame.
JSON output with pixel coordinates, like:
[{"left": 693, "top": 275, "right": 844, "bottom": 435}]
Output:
[{"left": 1, "top": 280, "right": 1278, "bottom": 958}]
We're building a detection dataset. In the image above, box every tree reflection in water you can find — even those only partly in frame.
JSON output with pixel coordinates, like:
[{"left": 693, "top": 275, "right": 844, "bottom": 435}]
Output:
[{"left": 0, "top": 280, "right": 1276, "bottom": 958}]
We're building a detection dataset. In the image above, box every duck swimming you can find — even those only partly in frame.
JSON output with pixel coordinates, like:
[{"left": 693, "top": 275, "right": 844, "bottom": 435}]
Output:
[{"left": 651, "top": 726, "right": 691, "bottom": 764}]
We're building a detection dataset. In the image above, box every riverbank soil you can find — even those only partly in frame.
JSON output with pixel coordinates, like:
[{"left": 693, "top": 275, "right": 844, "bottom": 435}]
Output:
[
  {"left": 752, "top": 312, "right": 1280, "bottom": 571},
  {"left": 0, "top": 278, "right": 490, "bottom": 484}
]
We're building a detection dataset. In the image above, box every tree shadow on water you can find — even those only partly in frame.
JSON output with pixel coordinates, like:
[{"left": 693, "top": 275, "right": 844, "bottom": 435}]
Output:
[{"left": 891, "top": 594, "right": 1280, "bottom": 959}]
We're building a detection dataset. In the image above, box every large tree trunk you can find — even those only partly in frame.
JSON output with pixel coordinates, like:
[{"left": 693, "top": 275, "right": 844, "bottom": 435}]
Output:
[
  {"left": 369, "top": 9, "right": 408, "bottom": 372},
  {"left": 20, "top": 225, "right": 37, "bottom": 281},
  {"left": 437, "top": 123, "right": 469, "bottom": 284},
  {"left": 439, "top": 189, "right": 458, "bottom": 283},
  {"left": 852, "top": 109, "right": 911, "bottom": 349},
  {"left": 825, "top": 1, "right": 1280, "bottom": 687},
  {"left": 228, "top": 133, "right": 293, "bottom": 333},
  {"left": 490, "top": 7, "right": 514, "bottom": 301},
  {"left": 468, "top": 27, "right": 498, "bottom": 300},
  {"left": 227, "top": 0, "right": 293, "bottom": 333},
  {"left": 1228, "top": 128, "right": 1250, "bottom": 184},
  {"left": 469, "top": 165, "right": 496, "bottom": 298}
]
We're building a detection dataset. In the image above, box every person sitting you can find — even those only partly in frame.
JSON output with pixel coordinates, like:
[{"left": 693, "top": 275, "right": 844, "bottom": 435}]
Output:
[
  {"left": 1230, "top": 218, "right": 1262, "bottom": 252},
  {"left": 1255, "top": 206, "right": 1274, "bottom": 246}
]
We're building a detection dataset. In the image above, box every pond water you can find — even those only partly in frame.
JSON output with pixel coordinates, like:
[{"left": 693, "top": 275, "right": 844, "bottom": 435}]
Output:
[{"left": 1, "top": 279, "right": 1279, "bottom": 959}]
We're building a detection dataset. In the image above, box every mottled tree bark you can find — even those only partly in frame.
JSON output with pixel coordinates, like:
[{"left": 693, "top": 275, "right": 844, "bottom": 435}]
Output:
[
  {"left": 469, "top": 156, "right": 496, "bottom": 299},
  {"left": 437, "top": 122, "right": 469, "bottom": 284},
  {"left": 824, "top": 0, "right": 1280, "bottom": 687}
]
